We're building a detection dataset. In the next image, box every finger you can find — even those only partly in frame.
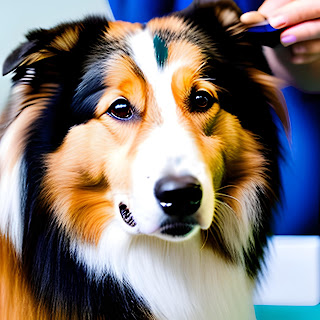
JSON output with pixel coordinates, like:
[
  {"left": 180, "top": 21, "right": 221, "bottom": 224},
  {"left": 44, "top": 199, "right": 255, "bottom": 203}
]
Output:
[
  {"left": 240, "top": 11, "right": 266, "bottom": 25},
  {"left": 266, "top": 1, "right": 320, "bottom": 29},
  {"left": 290, "top": 52, "right": 320, "bottom": 64},
  {"left": 280, "top": 20, "right": 320, "bottom": 46},
  {"left": 292, "top": 39, "right": 320, "bottom": 55},
  {"left": 258, "top": 0, "right": 292, "bottom": 17},
  {"left": 241, "top": 0, "right": 292, "bottom": 25}
]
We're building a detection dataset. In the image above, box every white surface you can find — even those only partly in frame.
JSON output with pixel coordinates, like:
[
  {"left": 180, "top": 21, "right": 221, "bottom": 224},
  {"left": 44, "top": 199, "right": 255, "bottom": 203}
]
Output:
[
  {"left": 0, "top": 0, "right": 113, "bottom": 111},
  {"left": 254, "top": 236, "right": 320, "bottom": 306}
]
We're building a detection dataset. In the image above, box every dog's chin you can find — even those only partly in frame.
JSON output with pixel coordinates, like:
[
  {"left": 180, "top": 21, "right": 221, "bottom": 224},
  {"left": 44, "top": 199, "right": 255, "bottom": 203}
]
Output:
[
  {"left": 155, "top": 223, "right": 200, "bottom": 242},
  {"left": 118, "top": 202, "right": 201, "bottom": 241},
  {"left": 147, "top": 216, "right": 200, "bottom": 242}
]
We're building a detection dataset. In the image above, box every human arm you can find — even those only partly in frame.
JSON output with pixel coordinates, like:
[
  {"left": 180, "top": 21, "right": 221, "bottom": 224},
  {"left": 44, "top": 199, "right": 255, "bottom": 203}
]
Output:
[{"left": 241, "top": 0, "right": 320, "bottom": 93}]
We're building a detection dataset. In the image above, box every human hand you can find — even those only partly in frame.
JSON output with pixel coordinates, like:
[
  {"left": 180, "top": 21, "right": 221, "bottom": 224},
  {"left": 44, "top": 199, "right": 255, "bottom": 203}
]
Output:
[{"left": 241, "top": 0, "right": 320, "bottom": 65}]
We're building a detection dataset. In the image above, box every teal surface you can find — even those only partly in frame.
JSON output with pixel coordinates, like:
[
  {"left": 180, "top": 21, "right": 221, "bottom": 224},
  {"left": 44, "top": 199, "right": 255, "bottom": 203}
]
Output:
[{"left": 255, "top": 305, "right": 320, "bottom": 320}]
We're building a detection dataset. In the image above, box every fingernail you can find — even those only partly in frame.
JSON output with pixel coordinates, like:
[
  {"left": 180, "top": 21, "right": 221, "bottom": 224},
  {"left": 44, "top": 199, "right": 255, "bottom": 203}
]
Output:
[
  {"left": 269, "top": 16, "right": 287, "bottom": 29},
  {"left": 281, "top": 35, "right": 297, "bottom": 46}
]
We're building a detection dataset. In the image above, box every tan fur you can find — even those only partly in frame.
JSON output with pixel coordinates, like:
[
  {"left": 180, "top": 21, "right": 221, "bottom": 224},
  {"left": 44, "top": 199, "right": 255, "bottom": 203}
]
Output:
[
  {"left": 50, "top": 26, "right": 80, "bottom": 52},
  {"left": 105, "top": 21, "right": 142, "bottom": 40},
  {"left": 148, "top": 16, "right": 192, "bottom": 35},
  {"left": 17, "top": 26, "right": 82, "bottom": 69},
  {"left": 96, "top": 55, "right": 147, "bottom": 119},
  {"left": 0, "top": 235, "right": 48, "bottom": 320},
  {"left": 43, "top": 121, "right": 114, "bottom": 244},
  {"left": 168, "top": 40, "right": 220, "bottom": 110},
  {"left": 0, "top": 84, "right": 33, "bottom": 139},
  {"left": 0, "top": 84, "right": 56, "bottom": 173}
]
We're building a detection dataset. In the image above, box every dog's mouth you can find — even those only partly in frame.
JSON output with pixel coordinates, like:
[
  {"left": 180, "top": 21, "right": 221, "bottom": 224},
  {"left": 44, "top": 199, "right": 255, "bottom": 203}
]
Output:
[
  {"left": 118, "top": 203, "right": 198, "bottom": 237},
  {"left": 159, "top": 219, "right": 197, "bottom": 237},
  {"left": 119, "top": 203, "right": 136, "bottom": 227}
]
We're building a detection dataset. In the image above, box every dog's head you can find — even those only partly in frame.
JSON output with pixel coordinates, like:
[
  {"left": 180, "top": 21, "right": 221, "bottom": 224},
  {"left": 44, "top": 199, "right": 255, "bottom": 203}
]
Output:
[{"left": 1, "top": 1, "right": 288, "bottom": 272}]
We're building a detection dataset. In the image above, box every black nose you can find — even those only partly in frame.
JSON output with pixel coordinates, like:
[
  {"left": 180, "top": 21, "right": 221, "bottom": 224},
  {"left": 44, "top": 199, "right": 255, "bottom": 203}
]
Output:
[{"left": 154, "top": 175, "right": 203, "bottom": 217}]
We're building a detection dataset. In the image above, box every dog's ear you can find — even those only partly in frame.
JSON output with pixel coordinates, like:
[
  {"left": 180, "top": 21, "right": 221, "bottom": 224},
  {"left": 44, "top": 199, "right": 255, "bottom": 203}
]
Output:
[
  {"left": 2, "top": 24, "right": 82, "bottom": 76},
  {"left": 175, "top": 0, "right": 252, "bottom": 66},
  {"left": 2, "top": 17, "right": 108, "bottom": 77},
  {"left": 3, "top": 40, "right": 39, "bottom": 76},
  {"left": 177, "top": 0, "right": 243, "bottom": 35}
]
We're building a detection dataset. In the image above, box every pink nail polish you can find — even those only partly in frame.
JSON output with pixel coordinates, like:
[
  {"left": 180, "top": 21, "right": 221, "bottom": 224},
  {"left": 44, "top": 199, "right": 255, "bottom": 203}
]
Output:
[{"left": 281, "top": 35, "right": 297, "bottom": 46}]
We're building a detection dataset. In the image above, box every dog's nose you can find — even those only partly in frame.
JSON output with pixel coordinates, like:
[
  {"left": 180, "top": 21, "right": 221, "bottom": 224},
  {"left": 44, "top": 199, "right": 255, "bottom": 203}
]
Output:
[{"left": 154, "top": 175, "right": 202, "bottom": 217}]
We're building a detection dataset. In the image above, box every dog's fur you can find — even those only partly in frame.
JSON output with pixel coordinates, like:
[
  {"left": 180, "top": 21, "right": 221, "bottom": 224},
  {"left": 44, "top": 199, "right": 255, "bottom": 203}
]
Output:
[{"left": 0, "top": 1, "right": 289, "bottom": 319}]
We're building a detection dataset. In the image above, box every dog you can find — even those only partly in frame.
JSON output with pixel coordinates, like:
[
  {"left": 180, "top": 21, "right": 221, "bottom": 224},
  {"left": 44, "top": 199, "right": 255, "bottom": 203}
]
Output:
[{"left": 0, "top": 1, "right": 289, "bottom": 319}]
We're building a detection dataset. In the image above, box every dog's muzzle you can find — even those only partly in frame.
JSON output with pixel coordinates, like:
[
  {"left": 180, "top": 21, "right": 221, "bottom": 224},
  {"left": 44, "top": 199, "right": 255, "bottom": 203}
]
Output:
[{"left": 154, "top": 175, "right": 203, "bottom": 236}]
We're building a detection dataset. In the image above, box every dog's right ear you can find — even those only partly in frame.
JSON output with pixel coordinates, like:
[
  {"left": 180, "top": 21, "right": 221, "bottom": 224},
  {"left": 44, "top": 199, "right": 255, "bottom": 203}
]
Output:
[
  {"left": 2, "top": 24, "right": 81, "bottom": 76},
  {"left": 3, "top": 40, "right": 39, "bottom": 76},
  {"left": 2, "top": 16, "right": 109, "bottom": 77}
]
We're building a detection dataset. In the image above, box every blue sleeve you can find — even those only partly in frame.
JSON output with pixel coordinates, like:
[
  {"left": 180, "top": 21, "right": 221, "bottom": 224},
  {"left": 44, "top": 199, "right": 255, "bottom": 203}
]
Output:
[
  {"left": 234, "top": 0, "right": 263, "bottom": 12},
  {"left": 107, "top": 0, "right": 179, "bottom": 22},
  {"left": 108, "top": 0, "right": 264, "bottom": 22}
]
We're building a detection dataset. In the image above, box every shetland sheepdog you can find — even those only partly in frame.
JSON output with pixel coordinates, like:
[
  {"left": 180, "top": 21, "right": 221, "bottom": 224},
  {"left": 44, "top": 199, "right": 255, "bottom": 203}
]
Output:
[{"left": 0, "top": 1, "right": 289, "bottom": 319}]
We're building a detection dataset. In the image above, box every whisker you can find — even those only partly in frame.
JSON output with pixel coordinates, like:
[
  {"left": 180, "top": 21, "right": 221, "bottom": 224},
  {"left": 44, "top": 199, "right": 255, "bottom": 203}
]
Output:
[
  {"left": 215, "top": 198, "right": 238, "bottom": 216},
  {"left": 215, "top": 184, "right": 238, "bottom": 192},
  {"left": 200, "top": 230, "right": 209, "bottom": 250},
  {"left": 216, "top": 192, "right": 241, "bottom": 205}
]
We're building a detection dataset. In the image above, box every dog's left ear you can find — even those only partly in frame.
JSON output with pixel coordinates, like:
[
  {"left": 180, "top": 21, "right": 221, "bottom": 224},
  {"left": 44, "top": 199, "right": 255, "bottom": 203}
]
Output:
[{"left": 175, "top": 0, "right": 254, "bottom": 67}]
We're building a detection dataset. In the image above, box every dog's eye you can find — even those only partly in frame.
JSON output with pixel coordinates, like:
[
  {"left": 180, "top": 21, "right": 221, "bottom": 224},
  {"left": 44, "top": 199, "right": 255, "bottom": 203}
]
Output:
[
  {"left": 190, "top": 90, "right": 217, "bottom": 112},
  {"left": 107, "top": 98, "right": 133, "bottom": 120}
]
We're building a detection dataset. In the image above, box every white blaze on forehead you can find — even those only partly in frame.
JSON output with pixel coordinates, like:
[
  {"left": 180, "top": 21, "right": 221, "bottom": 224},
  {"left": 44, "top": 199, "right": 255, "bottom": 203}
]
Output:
[
  {"left": 128, "top": 28, "right": 180, "bottom": 124},
  {"left": 128, "top": 29, "right": 160, "bottom": 84},
  {"left": 127, "top": 29, "right": 215, "bottom": 234}
]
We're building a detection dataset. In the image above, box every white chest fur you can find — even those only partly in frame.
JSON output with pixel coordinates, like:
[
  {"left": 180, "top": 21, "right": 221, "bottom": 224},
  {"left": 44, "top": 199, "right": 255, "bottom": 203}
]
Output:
[{"left": 73, "top": 222, "right": 256, "bottom": 320}]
